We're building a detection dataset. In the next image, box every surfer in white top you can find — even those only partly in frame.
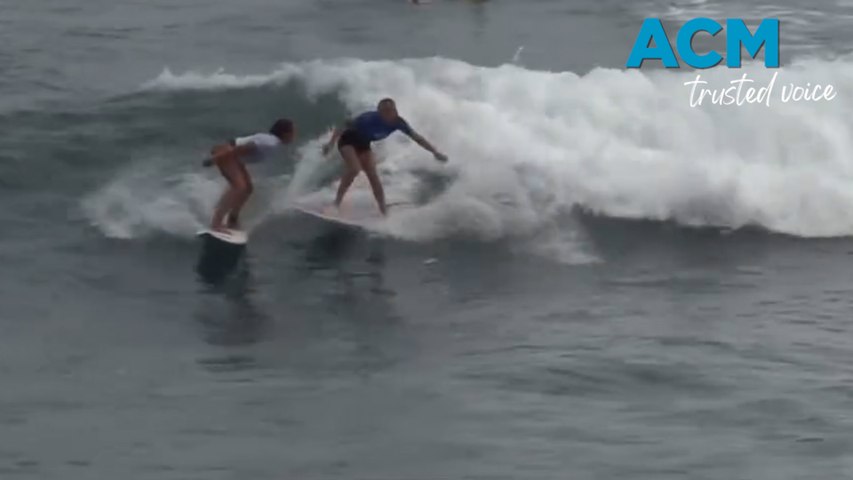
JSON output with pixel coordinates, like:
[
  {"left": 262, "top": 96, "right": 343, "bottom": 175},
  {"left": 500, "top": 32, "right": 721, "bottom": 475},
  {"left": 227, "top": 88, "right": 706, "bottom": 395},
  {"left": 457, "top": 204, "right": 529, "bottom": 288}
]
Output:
[{"left": 202, "top": 119, "right": 296, "bottom": 232}]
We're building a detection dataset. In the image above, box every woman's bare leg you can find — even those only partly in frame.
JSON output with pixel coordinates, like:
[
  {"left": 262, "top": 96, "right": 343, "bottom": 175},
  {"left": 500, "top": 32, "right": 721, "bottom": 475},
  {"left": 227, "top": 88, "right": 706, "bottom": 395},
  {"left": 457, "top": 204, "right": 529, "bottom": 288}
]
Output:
[
  {"left": 334, "top": 145, "right": 362, "bottom": 210},
  {"left": 210, "top": 154, "right": 250, "bottom": 231},
  {"left": 358, "top": 151, "right": 386, "bottom": 216},
  {"left": 224, "top": 161, "right": 253, "bottom": 229},
  {"left": 211, "top": 188, "right": 240, "bottom": 231}
]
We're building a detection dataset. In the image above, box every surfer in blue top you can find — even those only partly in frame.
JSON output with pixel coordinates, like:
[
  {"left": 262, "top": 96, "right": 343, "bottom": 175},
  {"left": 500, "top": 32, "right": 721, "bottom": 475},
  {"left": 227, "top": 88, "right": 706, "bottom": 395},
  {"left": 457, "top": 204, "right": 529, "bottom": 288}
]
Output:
[{"left": 322, "top": 98, "right": 447, "bottom": 215}]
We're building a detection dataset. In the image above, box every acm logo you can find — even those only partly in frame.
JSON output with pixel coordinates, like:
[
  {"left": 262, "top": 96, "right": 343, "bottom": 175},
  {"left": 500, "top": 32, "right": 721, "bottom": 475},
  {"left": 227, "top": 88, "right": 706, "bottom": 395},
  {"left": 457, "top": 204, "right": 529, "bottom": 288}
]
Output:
[{"left": 627, "top": 18, "right": 780, "bottom": 69}]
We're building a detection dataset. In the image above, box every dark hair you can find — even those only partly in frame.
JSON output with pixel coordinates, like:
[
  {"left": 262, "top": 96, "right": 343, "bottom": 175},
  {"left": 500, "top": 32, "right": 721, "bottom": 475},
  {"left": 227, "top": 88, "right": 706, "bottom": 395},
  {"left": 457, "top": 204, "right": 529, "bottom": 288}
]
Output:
[
  {"left": 269, "top": 118, "right": 294, "bottom": 137},
  {"left": 377, "top": 98, "right": 396, "bottom": 108}
]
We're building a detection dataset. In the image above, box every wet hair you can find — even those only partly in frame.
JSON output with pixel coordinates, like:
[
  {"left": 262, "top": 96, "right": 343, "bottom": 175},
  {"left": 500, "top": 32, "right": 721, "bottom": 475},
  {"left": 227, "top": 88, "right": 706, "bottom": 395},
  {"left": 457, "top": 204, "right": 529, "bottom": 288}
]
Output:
[
  {"left": 377, "top": 98, "right": 396, "bottom": 109},
  {"left": 269, "top": 118, "right": 294, "bottom": 138}
]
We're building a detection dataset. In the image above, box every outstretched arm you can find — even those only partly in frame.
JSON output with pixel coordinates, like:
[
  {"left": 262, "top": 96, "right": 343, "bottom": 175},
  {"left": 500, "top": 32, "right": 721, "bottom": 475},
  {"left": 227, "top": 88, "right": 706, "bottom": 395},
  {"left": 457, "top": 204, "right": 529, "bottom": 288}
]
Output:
[{"left": 407, "top": 130, "right": 448, "bottom": 162}]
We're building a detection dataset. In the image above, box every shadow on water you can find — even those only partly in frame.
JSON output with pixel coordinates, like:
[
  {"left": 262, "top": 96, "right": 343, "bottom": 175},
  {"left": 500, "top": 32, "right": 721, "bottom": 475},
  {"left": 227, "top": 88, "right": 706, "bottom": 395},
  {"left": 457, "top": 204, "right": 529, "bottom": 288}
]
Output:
[
  {"left": 297, "top": 227, "right": 410, "bottom": 376},
  {"left": 195, "top": 235, "right": 245, "bottom": 284},
  {"left": 306, "top": 226, "right": 388, "bottom": 264},
  {"left": 296, "top": 227, "right": 400, "bottom": 319},
  {"left": 193, "top": 237, "right": 268, "bottom": 347}
]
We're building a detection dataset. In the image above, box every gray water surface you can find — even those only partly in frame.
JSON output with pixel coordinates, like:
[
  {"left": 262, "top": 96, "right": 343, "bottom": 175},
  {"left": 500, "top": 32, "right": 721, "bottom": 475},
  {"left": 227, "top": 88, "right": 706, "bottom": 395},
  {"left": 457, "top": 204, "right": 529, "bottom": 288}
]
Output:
[{"left": 2, "top": 1, "right": 853, "bottom": 479}]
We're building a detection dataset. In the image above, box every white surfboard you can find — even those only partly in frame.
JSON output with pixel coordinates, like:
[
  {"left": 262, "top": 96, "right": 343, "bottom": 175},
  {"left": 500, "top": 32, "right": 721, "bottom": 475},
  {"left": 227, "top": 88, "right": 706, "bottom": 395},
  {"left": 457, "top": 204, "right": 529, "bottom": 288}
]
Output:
[
  {"left": 293, "top": 201, "right": 385, "bottom": 229},
  {"left": 196, "top": 228, "right": 248, "bottom": 245},
  {"left": 292, "top": 187, "right": 415, "bottom": 230}
]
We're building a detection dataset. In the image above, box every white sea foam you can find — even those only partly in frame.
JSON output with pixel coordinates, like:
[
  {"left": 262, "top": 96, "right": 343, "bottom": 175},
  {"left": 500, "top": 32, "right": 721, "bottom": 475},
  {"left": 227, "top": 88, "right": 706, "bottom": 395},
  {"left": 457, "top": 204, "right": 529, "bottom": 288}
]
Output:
[{"left": 81, "top": 160, "right": 218, "bottom": 239}]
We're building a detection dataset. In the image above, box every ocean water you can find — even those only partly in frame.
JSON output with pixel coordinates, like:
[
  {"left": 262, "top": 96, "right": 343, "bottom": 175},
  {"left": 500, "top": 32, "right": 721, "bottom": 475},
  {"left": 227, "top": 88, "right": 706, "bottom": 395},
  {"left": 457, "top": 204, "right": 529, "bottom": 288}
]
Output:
[{"left": 3, "top": 0, "right": 853, "bottom": 478}]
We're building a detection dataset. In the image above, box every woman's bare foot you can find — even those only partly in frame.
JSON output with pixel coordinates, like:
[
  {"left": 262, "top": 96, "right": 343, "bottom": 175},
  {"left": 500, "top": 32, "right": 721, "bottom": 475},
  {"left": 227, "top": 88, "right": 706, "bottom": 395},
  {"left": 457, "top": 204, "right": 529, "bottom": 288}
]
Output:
[{"left": 325, "top": 203, "right": 345, "bottom": 216}]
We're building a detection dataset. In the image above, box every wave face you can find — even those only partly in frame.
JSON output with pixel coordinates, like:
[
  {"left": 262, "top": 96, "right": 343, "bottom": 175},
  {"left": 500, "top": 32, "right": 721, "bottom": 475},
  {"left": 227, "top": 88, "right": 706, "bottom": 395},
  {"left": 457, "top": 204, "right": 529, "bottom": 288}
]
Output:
[{"left": 85, "top": 56, "right": 853, "bottom": 260}]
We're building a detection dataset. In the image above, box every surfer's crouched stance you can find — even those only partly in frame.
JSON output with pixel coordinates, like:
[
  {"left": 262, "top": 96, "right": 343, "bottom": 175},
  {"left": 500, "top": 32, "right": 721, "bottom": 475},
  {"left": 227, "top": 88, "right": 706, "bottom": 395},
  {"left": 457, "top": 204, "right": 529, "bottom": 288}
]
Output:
[
  {"left": 203, "top": 119, "right": 296, "bottom": 232},
  {"left": 322, "top": 98, "right": 447, "bottom": 215}
]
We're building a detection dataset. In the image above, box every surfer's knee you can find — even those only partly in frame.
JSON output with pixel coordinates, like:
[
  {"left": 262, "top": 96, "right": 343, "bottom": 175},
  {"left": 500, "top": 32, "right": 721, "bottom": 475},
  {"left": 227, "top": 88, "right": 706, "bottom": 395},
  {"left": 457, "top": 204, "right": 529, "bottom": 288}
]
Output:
[
  {"left": 340, "top": 162, "right": 359, "bottom": 178},
  {"left": 233, "top": 178, "right": 253, "bottom": 197}
]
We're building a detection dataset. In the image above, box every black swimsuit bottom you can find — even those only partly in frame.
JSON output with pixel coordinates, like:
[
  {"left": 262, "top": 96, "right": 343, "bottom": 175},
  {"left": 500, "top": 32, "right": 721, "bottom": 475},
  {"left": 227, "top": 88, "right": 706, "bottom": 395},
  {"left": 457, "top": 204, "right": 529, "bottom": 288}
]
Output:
[{"left": 337, "top": 129, "right": 371, "bottom": 153}]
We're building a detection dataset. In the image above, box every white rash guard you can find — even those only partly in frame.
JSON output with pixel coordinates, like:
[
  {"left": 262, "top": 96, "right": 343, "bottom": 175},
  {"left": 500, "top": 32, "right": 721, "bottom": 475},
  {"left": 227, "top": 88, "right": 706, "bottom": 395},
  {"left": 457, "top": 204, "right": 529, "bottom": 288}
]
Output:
[{"left": 234, "top": 133, "right": 282, "bottom": 164}]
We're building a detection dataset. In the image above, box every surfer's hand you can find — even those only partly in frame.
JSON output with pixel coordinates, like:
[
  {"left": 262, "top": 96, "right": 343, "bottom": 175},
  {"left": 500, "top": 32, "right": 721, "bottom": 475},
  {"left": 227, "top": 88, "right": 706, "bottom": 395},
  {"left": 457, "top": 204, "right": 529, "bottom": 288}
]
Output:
[{"left": 434, "top": 152, "right": 448, "bottom": 163}]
